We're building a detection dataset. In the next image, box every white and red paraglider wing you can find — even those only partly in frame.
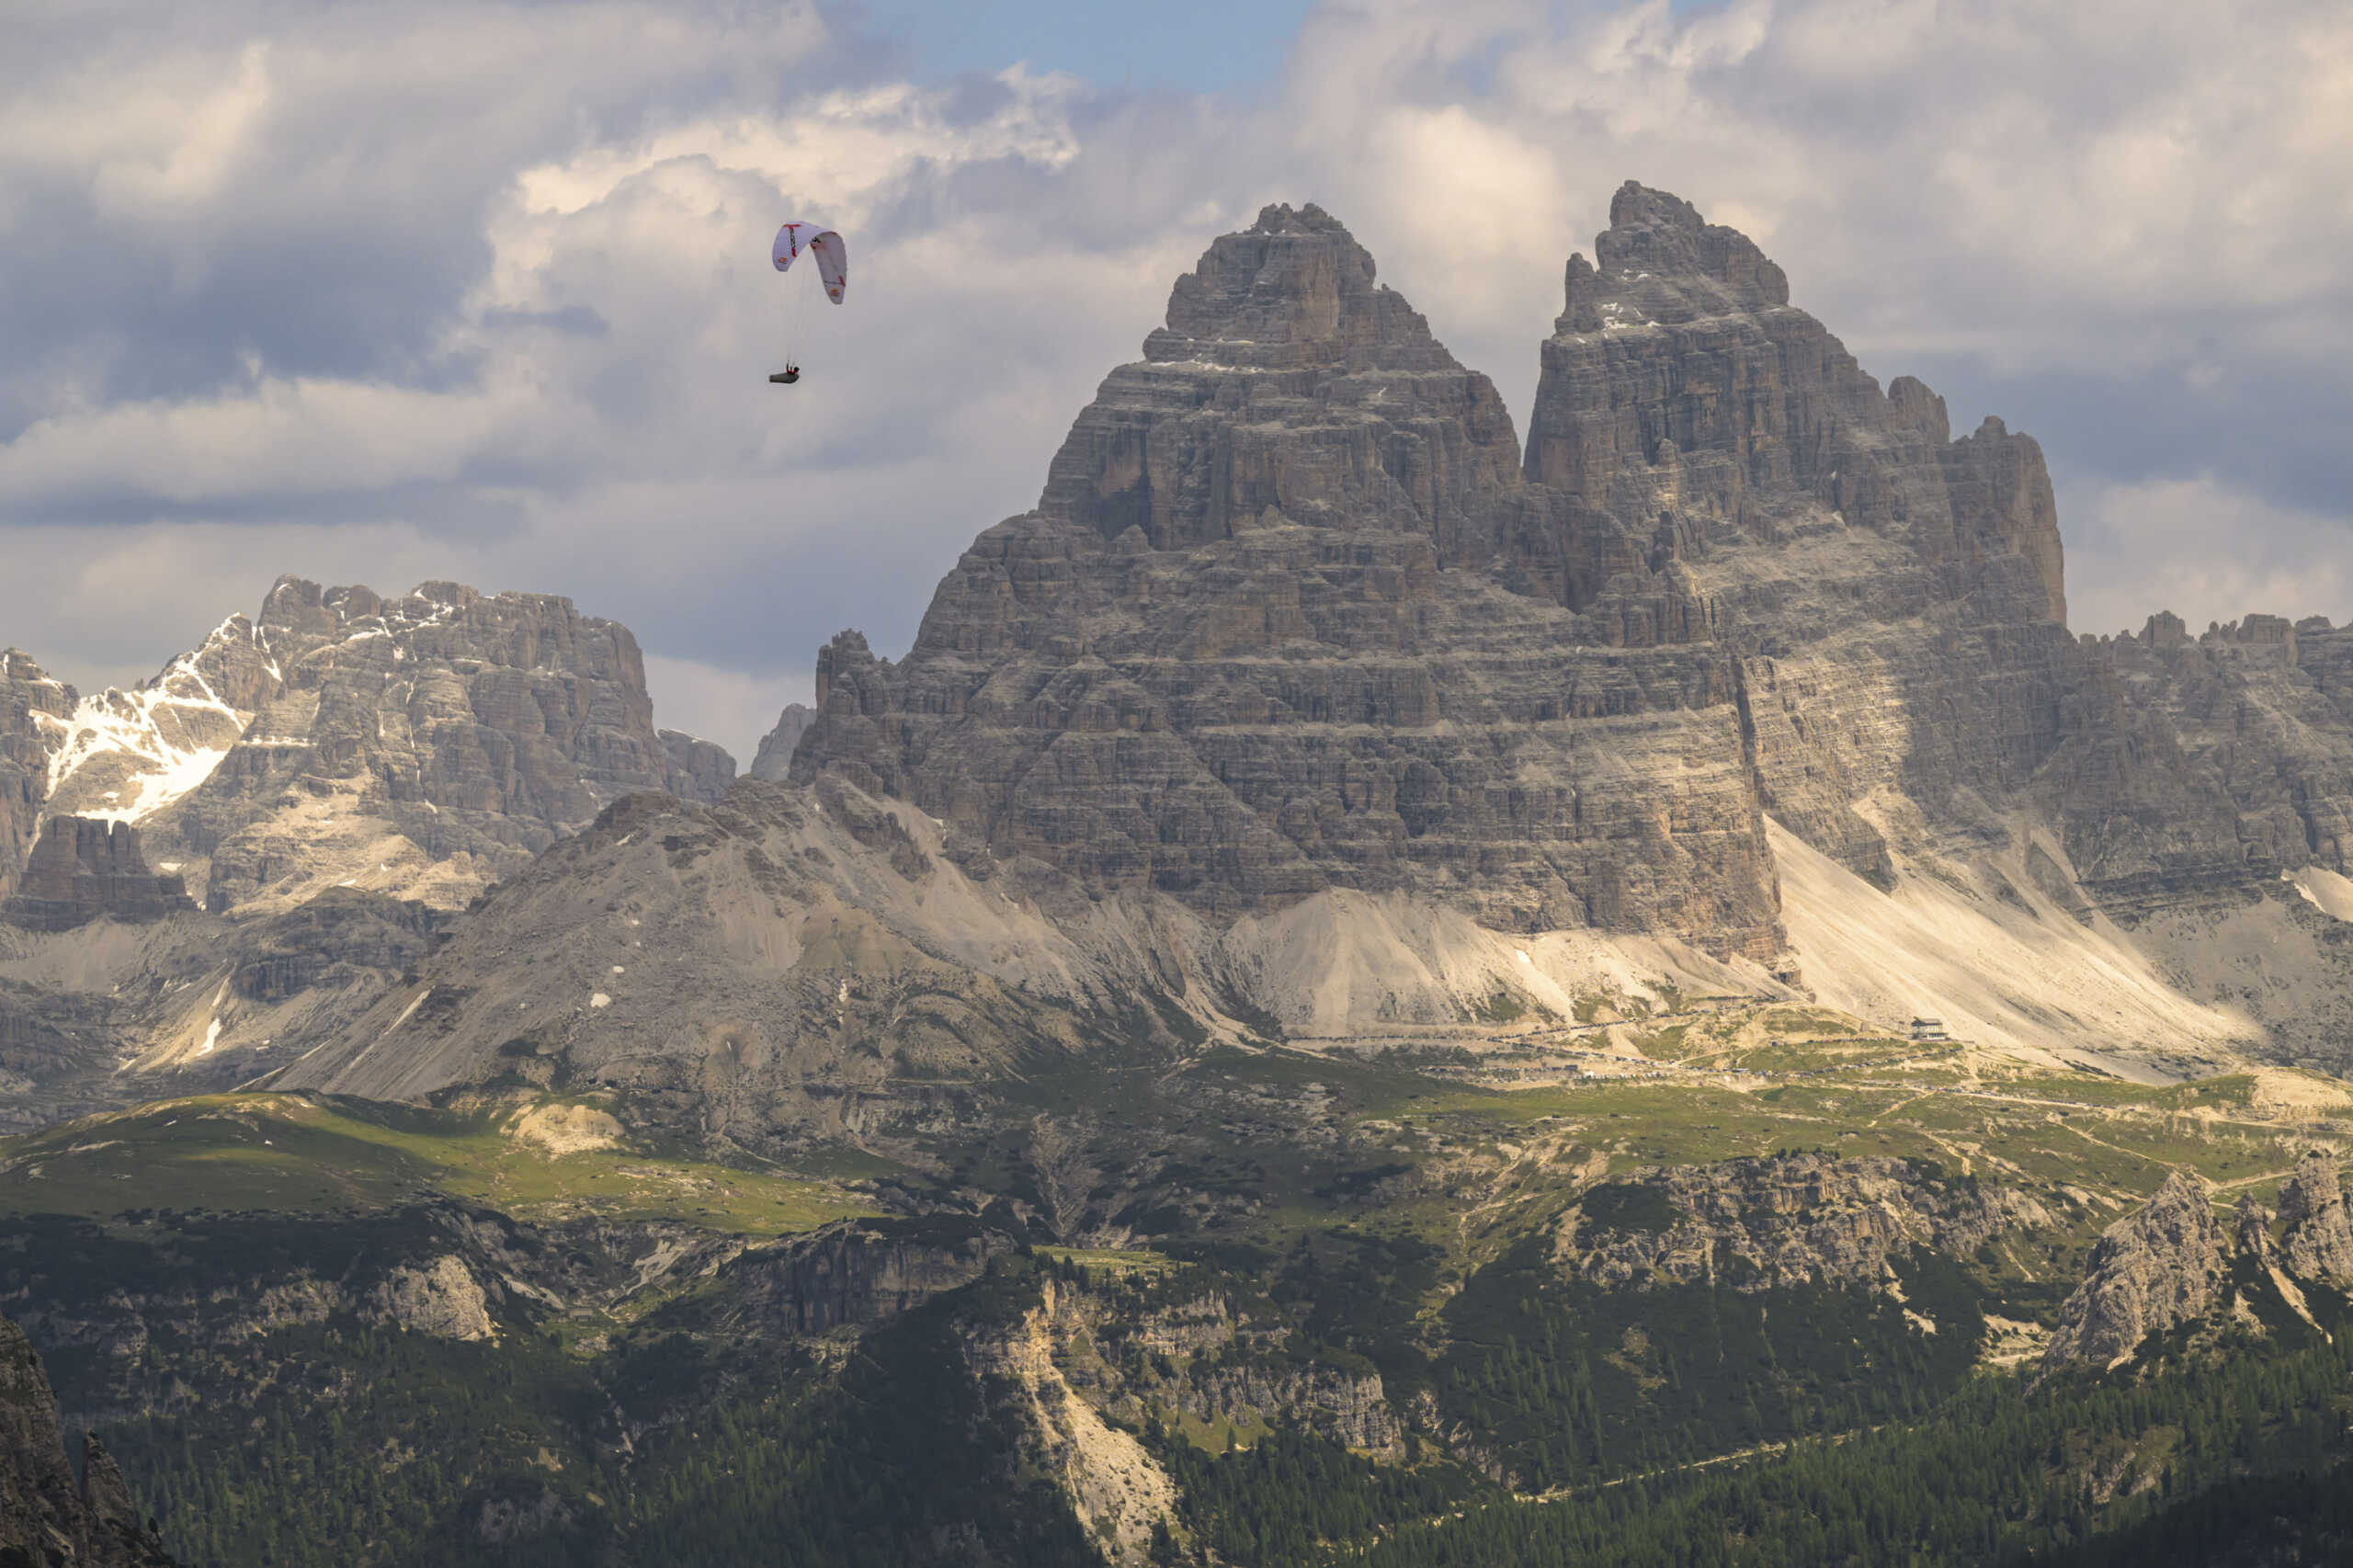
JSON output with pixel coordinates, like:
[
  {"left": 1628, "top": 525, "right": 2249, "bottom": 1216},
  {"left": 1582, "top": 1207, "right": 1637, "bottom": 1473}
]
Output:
[
  {"left": 811, "top": 231, "right": 847, "bottom": 302},
  {"left": 772, "top": 222, "right": 810, "bottom": 272}
]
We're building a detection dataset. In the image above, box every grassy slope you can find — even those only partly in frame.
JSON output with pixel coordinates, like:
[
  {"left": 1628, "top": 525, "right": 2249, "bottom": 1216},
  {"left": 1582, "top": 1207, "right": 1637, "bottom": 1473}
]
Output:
[{"left": 0, "top": 1092, "right": 878, "bottom": 1235}]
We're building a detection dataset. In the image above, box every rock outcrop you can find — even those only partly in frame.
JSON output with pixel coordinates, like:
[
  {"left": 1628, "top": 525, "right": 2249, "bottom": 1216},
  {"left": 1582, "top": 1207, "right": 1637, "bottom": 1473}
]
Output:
[
  {"left": 0, "top": 652, "right": 74, "bottom": 903},
  {"left": 659, "top": 730, "right": 737, "bottom": 803},
  {"left": 2043, "top": 614, "right": 2353, "bottom": 915},
  {"left": 1555, "top": 1153, "right": 2038, "bottom": 1292},
  {"left": 2041, "top": 1172, "right": 2222, "bottom": 1371},
  {"left": 370, "top": 1255, "right": 496, "bottom": 1341},
  {"left": 0, "top": 1314, "right": 176, "bottom": 1566},
  {"left": 719, "top": 1218, "right": 1014, "bottom": 1335},
  {"left": 2277, "top": 1153, "right": 2353, "bottom": 1283},
  {"left": 953, "top": 1275, "right": 1180, "bottom": 1566},
  {"left": 1, "top": 819, "right": 189, "bottom": 932},
  {"left": 1182, "top": 1360, "right": 1399, "bottom": 1453}
]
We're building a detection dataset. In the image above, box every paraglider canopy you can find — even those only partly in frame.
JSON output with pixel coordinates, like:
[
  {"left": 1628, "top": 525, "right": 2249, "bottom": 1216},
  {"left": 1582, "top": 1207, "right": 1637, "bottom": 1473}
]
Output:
[{"left": 773, "top": 222, "right": 847, "bottom": 302}]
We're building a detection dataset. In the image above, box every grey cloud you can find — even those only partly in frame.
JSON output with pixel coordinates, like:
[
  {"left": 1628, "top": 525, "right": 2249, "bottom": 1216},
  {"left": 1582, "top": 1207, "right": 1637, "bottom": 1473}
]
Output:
[
  {"left": 479, "top": 305, "right": 611, "bottom": 336},
  {"left": 0, "top": 2, "right": 868, "bottom": 428}
]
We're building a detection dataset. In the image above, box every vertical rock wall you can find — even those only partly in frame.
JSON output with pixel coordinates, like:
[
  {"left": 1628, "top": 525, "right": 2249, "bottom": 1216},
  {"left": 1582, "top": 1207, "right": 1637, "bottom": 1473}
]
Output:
[
  {"left": 0, "top": 652, "right": 73, "bottom": 903},
  {"left": 0, "top": 818, "right": 188, "bottom": 932}
]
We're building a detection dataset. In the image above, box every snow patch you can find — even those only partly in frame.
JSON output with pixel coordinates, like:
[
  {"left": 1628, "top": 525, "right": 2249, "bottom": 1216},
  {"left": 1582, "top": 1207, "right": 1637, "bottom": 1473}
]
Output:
[
  {"left": 589, "top": 993, "right": 612, "bottom": 1009},
  {"left": 40, "top": 631, "right": 260, "bottom": 822}
]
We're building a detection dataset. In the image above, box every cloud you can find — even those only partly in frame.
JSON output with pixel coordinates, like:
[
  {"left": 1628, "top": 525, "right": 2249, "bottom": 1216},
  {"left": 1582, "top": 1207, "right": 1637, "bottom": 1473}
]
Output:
[
  {"left": 2066, "top": 474, "right": 2353, "bottom": 641},
  {"left": 642, "top": 653, "right": 813, "bottom": 760},
  {"left": 3, "top": 0, "right": 2349, "bottom": 766}
]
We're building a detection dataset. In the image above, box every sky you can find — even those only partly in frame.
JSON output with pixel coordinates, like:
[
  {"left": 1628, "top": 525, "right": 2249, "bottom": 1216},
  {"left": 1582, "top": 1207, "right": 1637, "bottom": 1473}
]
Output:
[{"left": 4, "top": 0, "right": 2350, "bottom": 761}]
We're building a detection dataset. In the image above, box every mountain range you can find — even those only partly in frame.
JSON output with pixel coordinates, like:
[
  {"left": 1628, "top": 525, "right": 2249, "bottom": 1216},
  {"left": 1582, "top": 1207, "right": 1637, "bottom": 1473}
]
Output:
[{"left": 3, "top": 183, "right": 2353, "bottom": 1566}]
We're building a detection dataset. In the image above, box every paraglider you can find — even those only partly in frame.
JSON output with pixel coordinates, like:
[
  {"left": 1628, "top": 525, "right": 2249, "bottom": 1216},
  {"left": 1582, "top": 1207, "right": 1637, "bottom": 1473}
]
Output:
[{"left": 769, "top": 222, "right": 847, "bottom": 384}]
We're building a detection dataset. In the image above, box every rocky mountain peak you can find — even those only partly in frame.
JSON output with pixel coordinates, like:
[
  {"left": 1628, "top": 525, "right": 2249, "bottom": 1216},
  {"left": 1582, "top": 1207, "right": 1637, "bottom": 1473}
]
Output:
[
  {"left": 1036, "top": 203, "right": 1521, "bottom": 554},
  {"left": 165, "top": 574, "right": 733, "bottom": 912},
  {"left": 1, "top": 574, "right": 736, "bottom": 920},
  {"left": 787, "top": 185, "right": 2117, "bottom": 960},
  {"left": 749, "top": 701, "right": 816, "bottom": 782},
  {"left": 32, "top": 616, "right": 278, "bottom": 826},
  {"left": 1574, "top": 179, "right": 1791, "bottom": 325},
  {"left": 1143, "top": 201, "right": 1444, "bottom": 369},
  {"left": 0, "top": 651, "right": 73, "bottom": 715},
  {"left": 0, "top": 654, "right": 74, "bottom": 902}
]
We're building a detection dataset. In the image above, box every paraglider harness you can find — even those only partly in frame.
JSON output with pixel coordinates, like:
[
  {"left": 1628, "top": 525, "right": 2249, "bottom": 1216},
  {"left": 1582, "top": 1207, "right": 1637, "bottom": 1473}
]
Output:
[{"left": 769, "top": 366, "right": 801, "bottom": 384}]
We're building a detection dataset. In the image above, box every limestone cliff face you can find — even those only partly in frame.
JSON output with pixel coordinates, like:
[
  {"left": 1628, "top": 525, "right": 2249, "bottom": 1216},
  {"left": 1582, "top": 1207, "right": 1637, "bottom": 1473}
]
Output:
[
  {"left": 1181, "top": 1360, "right": 1399, "bottom": 1453},
  {"left": 660, "top": 730, "right": 737, "bottom": 803},
  {"left": 953, "top": 1277, "right": 1180, "bottom": 1566},
  {"left": 2041, "top": 1172, "right": 2222, "bottom": 1371},
  {"left": 2277, "top": 1153, "right": 2353, "bottom": 1283},
  {"left": 0, "top": 652, "right": 74, "bottom": 903},
  {"left": 0, "top": 1314, "right": 176, "bottom": 1567},
  {"left": 1038, "top": 202, "right": 1530, "bottom": 563},
  {"left": 1529, "top": 185, "right": 2064, "bottom": 625},
  {"left": 718, "top": 1219, "right": 1012, "bottom": 1335},
  {"left": 2043, "top": 613, "right": 2353, "bottom": 914},
  {"left": 747, "top": 702, "right": 813, "bottom": 782},
  {"left": 1526, "top": 183, "right": 2076, "bottom": 884},
  {"left": 1, "top": 819, "right": 189, "bottom": 933}
]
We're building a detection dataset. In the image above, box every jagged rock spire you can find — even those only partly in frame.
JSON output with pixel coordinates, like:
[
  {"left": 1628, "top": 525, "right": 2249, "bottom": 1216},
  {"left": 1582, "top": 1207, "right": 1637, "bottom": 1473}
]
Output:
[
  {"left": 1035, "top": 202, "right": 1525, "bottom": 555},
  {"left": 1574, "top": 180, "right": 1791, "bottom": 325},
  {"left": 1142, "top": 202, "right": 1447, "bottom": 369}
]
